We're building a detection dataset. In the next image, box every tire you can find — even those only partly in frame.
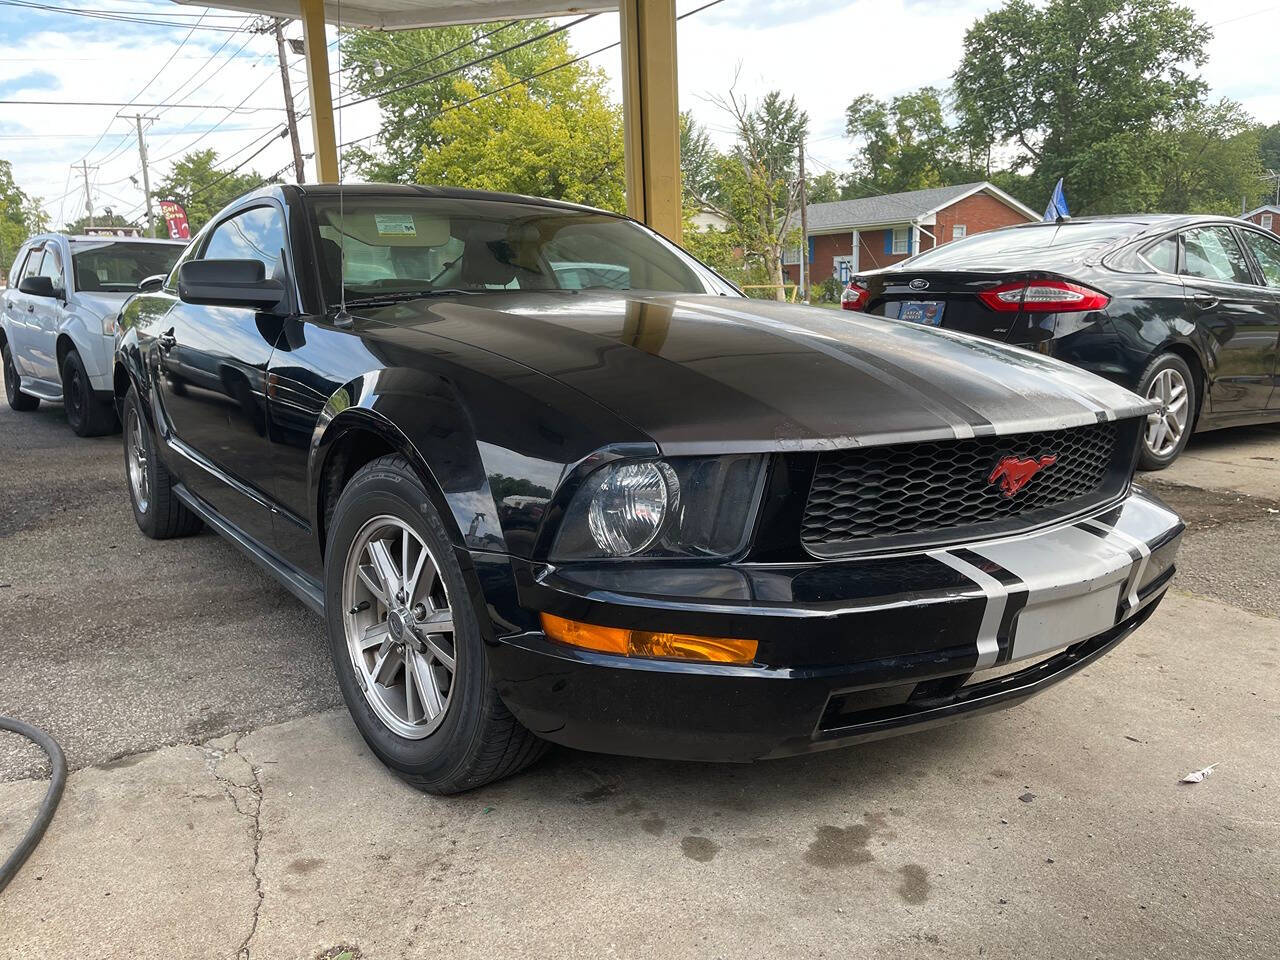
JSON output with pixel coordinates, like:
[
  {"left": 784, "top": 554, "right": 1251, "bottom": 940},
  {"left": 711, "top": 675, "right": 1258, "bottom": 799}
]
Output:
[
  {"left": 62, "top": 349, "right": 118, "bottom": 437},
  {"left": 324, "top": 454, "right": 547, "bottom": 794},
  {"left": 122, "top": 387, "right": 203, "bottom": 539},
  {"left": 1136, "top": 353, "right": 1196, "bottom": 471},
  {"left": 3, "top": 341, "right": 40, "bottom": 412}
]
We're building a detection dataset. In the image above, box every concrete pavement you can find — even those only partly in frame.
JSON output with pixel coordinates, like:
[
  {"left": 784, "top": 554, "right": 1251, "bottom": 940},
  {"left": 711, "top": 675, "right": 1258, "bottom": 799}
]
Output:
[{"left": 1, "top": 380, "right": 1277, "bottom": 959}]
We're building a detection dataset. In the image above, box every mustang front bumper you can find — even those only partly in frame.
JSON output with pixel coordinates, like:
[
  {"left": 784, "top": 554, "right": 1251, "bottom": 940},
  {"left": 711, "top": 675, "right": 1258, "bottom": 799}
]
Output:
[{"left": 484, "top": 488, "right": 1183, "bottom": 762}]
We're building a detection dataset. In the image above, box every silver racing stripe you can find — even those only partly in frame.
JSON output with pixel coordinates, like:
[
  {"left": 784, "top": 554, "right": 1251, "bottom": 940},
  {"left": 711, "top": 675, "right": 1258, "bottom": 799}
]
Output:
[
  {"left": 689, "top": 300, "right": 982, "bottom": 439},
  {"left": 1081, "top": 518, "right": 1151, "bottom": 613},
  {"left": 928, "top": 550, "right": 1005, "bottom": 668}
]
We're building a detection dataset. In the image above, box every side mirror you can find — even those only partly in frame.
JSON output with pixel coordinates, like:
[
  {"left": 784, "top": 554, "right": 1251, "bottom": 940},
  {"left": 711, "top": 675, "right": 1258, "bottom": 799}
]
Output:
[
  {"left": 177, "top": 259, "right": 285, "bottom": 311},
  {"left": 138, "top": 274, "right": 166, "bottom": 293},
  {"left": 18, "top": 275, "right": 55, "bottom": 298}
]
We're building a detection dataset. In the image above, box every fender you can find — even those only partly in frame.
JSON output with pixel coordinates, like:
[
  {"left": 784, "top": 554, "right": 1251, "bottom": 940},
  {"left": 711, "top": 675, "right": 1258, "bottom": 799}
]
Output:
[{"left": 309, "top": 368, "right": 505, "bottom": 556}]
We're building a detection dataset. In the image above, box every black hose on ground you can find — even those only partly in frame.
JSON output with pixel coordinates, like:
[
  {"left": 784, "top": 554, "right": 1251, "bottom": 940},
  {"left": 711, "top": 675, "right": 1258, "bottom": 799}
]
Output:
[{"left": 0, "top": 717, "right": 66, "bottom": 895}]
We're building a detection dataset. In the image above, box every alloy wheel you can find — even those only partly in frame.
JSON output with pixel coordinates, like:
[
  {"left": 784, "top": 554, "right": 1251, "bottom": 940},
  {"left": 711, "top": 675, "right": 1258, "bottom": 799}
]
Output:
[
  {"left": 341, "top": 515, "right": 457, "bottom": 740},
  {"left": 1143, "top": 367, "right": 1189, "bottom": 459},
  {"left": 126, "top": 406, "right": 151, "bottom": 513}
]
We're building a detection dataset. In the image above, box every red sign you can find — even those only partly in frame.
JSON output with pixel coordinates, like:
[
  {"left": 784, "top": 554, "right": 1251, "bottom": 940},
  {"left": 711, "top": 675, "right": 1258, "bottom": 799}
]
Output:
[
  {"left": 988, "top": 454, "right": 1058, "bottom": 498},
  {"left": 158, "top": 200, "right": 191, "bottom": 240}
]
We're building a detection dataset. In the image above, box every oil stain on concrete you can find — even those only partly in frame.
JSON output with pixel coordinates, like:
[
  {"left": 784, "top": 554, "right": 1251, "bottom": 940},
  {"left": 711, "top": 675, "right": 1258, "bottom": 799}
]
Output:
[
  {"left": 804, "top": 824, "right": 874, "bottom": 867},
  {"left": 680, "top": 835, "right": 720, "bottom": 862},
  {"left": 898, "top": 864, "right": 931, "bottom": 903}
]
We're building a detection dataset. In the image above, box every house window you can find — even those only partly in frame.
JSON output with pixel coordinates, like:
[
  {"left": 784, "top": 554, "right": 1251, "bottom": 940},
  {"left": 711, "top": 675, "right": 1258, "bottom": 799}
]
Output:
[
  {"left": 892, "top": 227, "right": 910, "bottom": 255},
  {"left": 1263, "top": 214, "right": 1274, "bottom": 232},
  {"left": 952, "top": 224, "right": 967, "bottom": 240}
]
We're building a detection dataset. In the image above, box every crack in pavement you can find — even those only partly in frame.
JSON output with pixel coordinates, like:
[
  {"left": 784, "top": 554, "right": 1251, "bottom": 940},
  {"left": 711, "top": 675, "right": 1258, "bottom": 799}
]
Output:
[{"left": 202, "top": 733, "right": 266, "bottom": 960}]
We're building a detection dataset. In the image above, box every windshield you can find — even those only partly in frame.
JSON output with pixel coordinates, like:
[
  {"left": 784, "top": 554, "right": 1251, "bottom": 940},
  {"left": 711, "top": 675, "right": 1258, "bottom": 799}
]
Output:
[
  {"left": 70, "top": 241, "right": 185, "bottom": 293},
  {"left": 903, "top": 221, "right": 1136, "bottom": 268},
  {"left": 308, "top": 196, "right": 735, "bottom": 304}
]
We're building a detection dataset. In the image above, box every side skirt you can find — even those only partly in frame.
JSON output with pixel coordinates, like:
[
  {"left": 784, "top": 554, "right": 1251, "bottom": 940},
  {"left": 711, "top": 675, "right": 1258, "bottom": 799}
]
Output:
[{"left": 173, "top": 483, "right": 325, "bottom": 615}]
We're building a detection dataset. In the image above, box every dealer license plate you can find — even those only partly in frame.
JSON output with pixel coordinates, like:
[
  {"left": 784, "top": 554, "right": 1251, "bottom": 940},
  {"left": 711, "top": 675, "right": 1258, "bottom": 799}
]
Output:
[{"left": 899, "top": 300, "right": 945, "bottom": 325}]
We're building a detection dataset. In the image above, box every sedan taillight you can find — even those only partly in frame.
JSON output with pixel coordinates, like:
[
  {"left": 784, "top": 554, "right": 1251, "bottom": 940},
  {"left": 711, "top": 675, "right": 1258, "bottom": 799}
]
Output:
[
  {"left": 978, "top": 279, "right": 1110, "bottom": 313},
  {"left": 841, "top": 281, "right": 870, "bottom": 311}
]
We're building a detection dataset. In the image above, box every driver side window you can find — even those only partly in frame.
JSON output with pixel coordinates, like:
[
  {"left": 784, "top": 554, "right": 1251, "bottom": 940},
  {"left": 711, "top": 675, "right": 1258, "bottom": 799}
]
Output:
[{"left": 203, "top": 205, "right": 287, "bottom": 279}]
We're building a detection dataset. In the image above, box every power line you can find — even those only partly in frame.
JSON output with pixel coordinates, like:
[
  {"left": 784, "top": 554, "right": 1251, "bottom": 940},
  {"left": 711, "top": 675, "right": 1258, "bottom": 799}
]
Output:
[
  {"left": 333, "top": 14, "right": 598, "bottom": 111},
  {"left": 338, "top": 0, "right": 729, "bottom": 151},
  {"left": 2, "top": 98, "right": 287, "bottom": 110},
  {"left": 0, "top": 0, "right": 249, "bottom": 30}
]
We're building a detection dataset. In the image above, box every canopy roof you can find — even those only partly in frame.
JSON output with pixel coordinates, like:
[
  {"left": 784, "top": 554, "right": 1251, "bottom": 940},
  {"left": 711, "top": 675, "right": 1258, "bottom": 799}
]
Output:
[{"left": 173, "top": 0, "right": 615, "bottom": 29}]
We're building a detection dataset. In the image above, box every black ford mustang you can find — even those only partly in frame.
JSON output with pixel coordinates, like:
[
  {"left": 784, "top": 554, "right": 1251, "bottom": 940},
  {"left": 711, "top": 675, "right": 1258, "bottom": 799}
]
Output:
[
  {"left": 841, "top": 215, "right": 1280, "bottom": 469},
  {"left": 114, "top": 185, "right": 1183, "bottom": 793}
]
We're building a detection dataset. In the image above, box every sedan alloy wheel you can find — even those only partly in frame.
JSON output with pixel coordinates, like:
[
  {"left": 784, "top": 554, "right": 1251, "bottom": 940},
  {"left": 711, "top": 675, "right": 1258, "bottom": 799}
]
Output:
[{"left": 1144, "top": 367, "right": 1189, "bottom": 459}]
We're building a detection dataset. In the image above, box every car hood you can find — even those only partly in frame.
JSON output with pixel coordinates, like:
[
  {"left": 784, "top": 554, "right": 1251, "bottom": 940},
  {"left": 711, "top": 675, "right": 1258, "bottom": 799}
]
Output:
[
  {"left": 360, "top": 292, "right": 1153, "bottom": 454},
  {"left": 73, "top": 291, "right": 131, "bottom": 324}
]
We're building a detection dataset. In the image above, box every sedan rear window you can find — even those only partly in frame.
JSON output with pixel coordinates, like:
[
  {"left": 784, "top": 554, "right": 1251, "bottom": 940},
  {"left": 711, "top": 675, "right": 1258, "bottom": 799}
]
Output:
[
  {"left": 309, "top": 196, "right": 733, "bottom": 304},
  {"left": 70, "top": 241, "right": 185, "bottom": 293},
  {"left": 904, "top": 221, "right": 1134, "bottom": 268}
]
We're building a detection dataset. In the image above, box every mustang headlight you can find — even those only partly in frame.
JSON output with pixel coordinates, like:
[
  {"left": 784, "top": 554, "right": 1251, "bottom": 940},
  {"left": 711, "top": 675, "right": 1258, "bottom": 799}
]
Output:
[{"left": 552, "top": 454, "right": 767, "bottom": 561}]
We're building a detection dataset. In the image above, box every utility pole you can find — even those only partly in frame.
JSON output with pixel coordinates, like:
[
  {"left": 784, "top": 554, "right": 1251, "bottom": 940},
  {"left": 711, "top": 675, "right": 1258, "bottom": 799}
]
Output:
[
  {"left": 797, "top": 140, "right": 808, "bottom": 303},
  {"left": 76, "top": 160, "right": 96, "bottom": 229},
  {"left": 271, "top": 18, "right": 306, "bottom": 183},
  {"left": 122, "top": 113, "right": 158, "bottom": 237}
]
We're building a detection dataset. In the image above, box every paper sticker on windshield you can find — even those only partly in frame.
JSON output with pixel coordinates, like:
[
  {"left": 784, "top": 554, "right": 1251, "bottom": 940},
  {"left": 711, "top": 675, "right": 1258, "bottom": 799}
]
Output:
[{"left": 374, "top": 213, "right": 416, "bottom": 237}]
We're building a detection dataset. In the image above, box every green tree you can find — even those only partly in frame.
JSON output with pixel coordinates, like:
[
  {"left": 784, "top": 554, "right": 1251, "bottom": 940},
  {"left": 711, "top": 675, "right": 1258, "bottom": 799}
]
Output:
[
  {"left": 153, "top": 149, "right": 263, "bottom": 233},
  {"left": 698, "top": 85, "right": 807, "bottom": 300},
  {"left": 806, "top": 170, "right": 843, "bottom": 204},
  {"left": 680, "top": 111, "right": 719, "bottom": 215},
  {"left": 1154, "top": 100, "right": 1263, "bottom": 214},
  {"left": 414, "top": 50, "right": 624, "bottom": 211},
  {"left": 0, "top": 160, "right": 48, "bottom": 276},
  {"left": 953, "top": 0, "right": 1208, "bottom": 213},
  {"left": 343, "top": 21, "right": 584, "bottom": 183},
  {"left": 63, "top": 211, "right": 141, "bottom": 235},
  {"left": 844, "top": 87, "right": 979, "bottom": 196}
]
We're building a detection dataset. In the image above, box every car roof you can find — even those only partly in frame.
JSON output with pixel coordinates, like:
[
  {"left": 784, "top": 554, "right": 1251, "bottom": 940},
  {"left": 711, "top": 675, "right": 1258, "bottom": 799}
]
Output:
[
  {"left": 26, "top": 233, "right": 186, "bottom": 245},
  {"left": 994, "top": 213, "right": 1249, "bottom": 234},
  {"left": 278, "top": 182, "right": 624, "bottom": 219}
]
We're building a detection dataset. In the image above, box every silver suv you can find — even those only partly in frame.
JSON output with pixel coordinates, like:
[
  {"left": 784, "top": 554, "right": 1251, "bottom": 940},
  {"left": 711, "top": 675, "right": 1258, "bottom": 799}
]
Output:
[{"left": 2, "top": 233, "right": 185, "bottom": 435}]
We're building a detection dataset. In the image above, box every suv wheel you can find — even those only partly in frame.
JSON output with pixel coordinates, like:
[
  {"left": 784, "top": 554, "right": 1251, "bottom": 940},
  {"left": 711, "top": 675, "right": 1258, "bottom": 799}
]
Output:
[
  {"left": 1137, "top": 353, "right": 1196, "bottom": 471},
  {"left": 324, "top": 454, "right": 546, "bottom": 794},
  {"left": 3, "top": 342, "right": 40, "bottom": 412},
  {"left": 62, "top": 349, "right": 118, "bottom": 437},
  {"left": 123, "top": 387, "right": 203, "bottom": 538}
]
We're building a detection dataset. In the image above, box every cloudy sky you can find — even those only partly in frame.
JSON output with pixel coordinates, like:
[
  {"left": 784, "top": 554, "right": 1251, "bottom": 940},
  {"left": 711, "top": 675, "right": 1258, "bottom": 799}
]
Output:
[{"left": 0, "top": 0, "right": 1276, "bottom": 227}]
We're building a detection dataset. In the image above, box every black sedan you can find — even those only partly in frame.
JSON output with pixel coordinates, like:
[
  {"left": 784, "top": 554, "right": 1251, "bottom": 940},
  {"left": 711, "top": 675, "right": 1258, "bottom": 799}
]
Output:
[
  {"left": 841, "top": 215, "right": 1280, "bottom": 469},
  {"left": 114, "top": 185, "right": 1183, "bottom": 793}
]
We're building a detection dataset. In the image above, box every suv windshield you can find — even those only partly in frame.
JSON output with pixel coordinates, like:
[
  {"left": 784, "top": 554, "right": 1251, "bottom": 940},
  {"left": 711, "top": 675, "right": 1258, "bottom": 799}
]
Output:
[
  {"left": 308, "top": 196, "right": 735, "bottom": 304},
  {"left": 904, "top": 221, "right": 1135, "bottom": 268},
  {"left": 70, "top": 241, "right": 184, "bottom": 293}
]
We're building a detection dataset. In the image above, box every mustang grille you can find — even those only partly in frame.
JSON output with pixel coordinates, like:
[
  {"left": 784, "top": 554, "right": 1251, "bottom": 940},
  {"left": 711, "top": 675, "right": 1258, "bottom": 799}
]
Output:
[{"left": 802, "top": 423, "right": 1120, "bottom": 553}]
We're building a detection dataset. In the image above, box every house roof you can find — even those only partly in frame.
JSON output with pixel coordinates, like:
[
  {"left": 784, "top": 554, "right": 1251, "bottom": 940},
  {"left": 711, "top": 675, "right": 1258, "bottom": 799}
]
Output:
[
  {"left": 798, "top": 181, "right": 1038, "bottom": 233},
  {"left": 1242, "top": 204, "right": 1280, "bottom": 218}
]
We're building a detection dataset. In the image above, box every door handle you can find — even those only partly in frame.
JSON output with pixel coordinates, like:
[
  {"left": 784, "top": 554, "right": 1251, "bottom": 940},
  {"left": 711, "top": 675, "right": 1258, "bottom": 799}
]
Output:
[
  {"left": 1192, "top": 293, "right": 1219, "bottom": 310},
  {"left": 157, "top": 330, "right": 177, "bottom": 351},
  {"left": 26, "top": 304, "right": 34, "bottom": 313}
]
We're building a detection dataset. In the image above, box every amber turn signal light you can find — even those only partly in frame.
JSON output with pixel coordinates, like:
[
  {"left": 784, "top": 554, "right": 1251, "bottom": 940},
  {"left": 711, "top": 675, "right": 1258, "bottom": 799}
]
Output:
[{"left": 540, "top": 613, "right": 758, "bottom": 665}]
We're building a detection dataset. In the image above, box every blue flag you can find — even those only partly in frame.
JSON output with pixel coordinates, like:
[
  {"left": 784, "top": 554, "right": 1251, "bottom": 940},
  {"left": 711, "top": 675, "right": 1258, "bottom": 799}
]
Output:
[{"left": 1043, "top": 179, "right": 1069, "bottom": 221}]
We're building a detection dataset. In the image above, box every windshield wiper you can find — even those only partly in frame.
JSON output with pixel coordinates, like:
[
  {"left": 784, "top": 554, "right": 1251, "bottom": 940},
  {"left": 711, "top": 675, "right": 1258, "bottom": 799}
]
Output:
[{"left": 341, "top": 289, "right": 482, "bottom": 307}]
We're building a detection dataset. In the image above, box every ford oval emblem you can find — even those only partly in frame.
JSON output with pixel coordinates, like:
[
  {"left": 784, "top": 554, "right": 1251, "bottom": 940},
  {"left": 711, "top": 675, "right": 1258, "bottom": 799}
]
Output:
[{"left": 909, "top": 278, "right": 929, "bottom": 290}]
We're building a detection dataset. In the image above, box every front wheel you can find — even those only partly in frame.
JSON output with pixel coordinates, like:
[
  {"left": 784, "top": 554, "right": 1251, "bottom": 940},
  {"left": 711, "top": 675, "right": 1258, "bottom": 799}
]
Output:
[
  {"left": 62, "top": 349, "right": 118, "bottom": 437},
  {"left": 3, "top": 342, "right": 40, "bottom": 412},
  {"left": 1137, "top": 353, "right": 1196, "bottom": 471},
  {"left": 324, "top": 455, "right": 546, "bottom": 794}
]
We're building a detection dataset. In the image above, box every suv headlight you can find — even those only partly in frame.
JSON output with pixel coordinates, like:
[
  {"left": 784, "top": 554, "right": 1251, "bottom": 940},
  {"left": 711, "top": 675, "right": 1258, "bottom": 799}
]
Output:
[{"left": 551, "top": 454, "right": 767, "bottom": 561}]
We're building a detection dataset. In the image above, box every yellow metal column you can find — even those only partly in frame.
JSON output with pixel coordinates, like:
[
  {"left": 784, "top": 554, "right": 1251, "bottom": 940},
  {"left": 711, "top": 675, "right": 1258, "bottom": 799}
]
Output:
[
  {"left": 299, "top": 0, "right": 339, "bottom": 183},
  {"left": 619, "top": 0, "right": 682, "bottom": 243}
]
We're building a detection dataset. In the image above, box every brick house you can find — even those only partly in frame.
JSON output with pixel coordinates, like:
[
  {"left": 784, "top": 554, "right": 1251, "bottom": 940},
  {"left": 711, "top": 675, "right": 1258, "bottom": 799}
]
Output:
[
  {"left": 783, "top": 182, "right": 1038, "bottom": 288},
  {"left": 1241, "top": 205, "right": 1279, "bottom": 235}
]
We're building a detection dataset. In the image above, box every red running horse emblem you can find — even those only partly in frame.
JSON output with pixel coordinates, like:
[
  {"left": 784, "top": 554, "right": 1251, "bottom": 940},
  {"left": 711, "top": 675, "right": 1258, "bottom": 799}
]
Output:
[{"left": 988, "top": 454, "right": 1058, "bottom": 497}]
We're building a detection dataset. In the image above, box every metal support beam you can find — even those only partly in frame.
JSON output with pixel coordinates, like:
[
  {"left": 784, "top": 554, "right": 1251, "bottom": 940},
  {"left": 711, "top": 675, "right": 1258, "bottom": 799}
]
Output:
[
  {"left": 299, "top": 0, "right": 339, "bottom": 183},
  {"left": 619, "top": 0, "right": 681, "bottom": 243}
]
